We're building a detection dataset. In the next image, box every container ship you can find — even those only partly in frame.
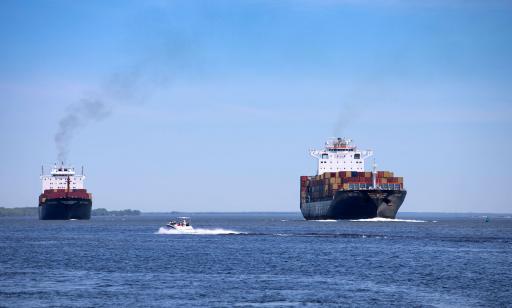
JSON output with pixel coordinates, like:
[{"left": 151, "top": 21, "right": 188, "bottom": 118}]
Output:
[
  {"left": 38, "top": 164, "right": 92, "bottom": 220},
  {"left": 300, "top": 138, "right": 406, "bottom": 220}
]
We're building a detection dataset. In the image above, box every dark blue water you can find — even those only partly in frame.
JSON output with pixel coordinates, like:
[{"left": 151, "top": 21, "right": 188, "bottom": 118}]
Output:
[{"left": 1, "top": 213, "right": 511, "bottom": 307}]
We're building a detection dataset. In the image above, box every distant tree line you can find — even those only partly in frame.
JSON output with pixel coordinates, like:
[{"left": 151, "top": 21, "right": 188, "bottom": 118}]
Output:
[
  {"left": 0, "top": 207, "right": 141, "bottom": 217},
  {"left": 0, "top": 207, "right": 38, "bottom": 217}
]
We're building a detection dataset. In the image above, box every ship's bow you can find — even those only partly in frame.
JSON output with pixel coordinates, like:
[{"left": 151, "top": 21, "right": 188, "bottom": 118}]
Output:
[{"left": 39, "top": 189, "right": 92, "bottom": 220}]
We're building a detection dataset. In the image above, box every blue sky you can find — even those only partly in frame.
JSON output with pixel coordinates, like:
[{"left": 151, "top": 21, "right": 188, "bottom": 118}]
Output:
[{"left": 1, "top": 0, "right": 511, "bottom": 212}]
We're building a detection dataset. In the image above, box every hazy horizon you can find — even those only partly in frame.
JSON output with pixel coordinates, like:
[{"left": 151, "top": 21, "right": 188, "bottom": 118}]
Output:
[{"left": 1, "top": 1, "right": 511, "bottom": 213}]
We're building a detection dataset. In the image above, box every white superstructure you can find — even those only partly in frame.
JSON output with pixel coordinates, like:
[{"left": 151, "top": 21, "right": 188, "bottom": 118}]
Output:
[
  {"left": 40, "top": 164, "right": 85, "bottom": 192},
  {"left": 310, "top": 137, "right": 373, "bottom": 175}
]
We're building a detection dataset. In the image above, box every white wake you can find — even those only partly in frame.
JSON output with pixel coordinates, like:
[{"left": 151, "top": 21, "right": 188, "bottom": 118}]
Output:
[
  {"left": 350, "top": 217, "right": 427, "bottom": 223},
  {"left": 156, "top": 227, "right": 242, "bottom": 235}
]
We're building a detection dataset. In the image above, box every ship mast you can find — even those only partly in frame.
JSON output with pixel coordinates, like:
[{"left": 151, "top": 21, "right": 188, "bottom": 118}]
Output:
[{"left": 372, "top": 159, "right": 377, "bottom": 189}]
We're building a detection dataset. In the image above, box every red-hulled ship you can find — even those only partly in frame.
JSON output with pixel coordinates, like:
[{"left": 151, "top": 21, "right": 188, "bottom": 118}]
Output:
[{"left": 38, "top": 164, "right": 92, "bottom": 220}]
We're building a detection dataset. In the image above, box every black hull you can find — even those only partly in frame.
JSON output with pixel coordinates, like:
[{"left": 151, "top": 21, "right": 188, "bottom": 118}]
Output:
[
  {"left": 301, "top": 189, "right": 406, "bottom": 220},
  {"left": 39, "top": 198, "right": 92, "bottom": 220}
]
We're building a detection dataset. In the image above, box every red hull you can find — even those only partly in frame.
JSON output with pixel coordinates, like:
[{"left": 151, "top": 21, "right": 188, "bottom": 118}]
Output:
[{"left": 39, "top": 189, "right": 92, "bottom": 203}]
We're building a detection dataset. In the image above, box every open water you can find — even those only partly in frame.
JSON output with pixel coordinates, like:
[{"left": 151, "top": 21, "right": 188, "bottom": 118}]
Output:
[{"left": 1, "top": 213, "right": 511, "bottom": 307}]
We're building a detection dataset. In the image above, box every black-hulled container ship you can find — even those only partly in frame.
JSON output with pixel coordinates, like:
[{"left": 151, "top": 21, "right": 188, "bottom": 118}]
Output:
[
  {"left": 38, "top": 164, "right": 92, "bottom": 220},
  {"left": 300, "top": 138, "right": 406, "bottom": 220}
]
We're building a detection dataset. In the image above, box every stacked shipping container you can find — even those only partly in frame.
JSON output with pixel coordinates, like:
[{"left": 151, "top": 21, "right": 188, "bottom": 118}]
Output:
[{"left": 300, "top": 171, "right": 404, "bottom": 203}]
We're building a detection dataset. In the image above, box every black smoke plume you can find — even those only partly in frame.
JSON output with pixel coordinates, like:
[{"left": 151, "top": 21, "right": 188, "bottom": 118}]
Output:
[
  {"left": 54, "top": 99, "right": 111, "bottom": 163},
  {"left": 53, "top": 31, "right": 199, "bottom": 162},
  {"left": 333, "top": 100, "right": 358, "bottom": 137}
]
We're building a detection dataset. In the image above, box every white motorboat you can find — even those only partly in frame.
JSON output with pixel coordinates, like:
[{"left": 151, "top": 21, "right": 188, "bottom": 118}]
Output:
[{"left": 165, "top": 217, "right": 193, "bottom": 231}]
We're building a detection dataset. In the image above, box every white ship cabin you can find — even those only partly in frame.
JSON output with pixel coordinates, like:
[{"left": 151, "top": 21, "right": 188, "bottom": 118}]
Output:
[
  {"left": 40, "top": 164, "right": 85, "bottom": 192},
  {"left": 310, "top": 138, "right": 373, "bottom": 175}
]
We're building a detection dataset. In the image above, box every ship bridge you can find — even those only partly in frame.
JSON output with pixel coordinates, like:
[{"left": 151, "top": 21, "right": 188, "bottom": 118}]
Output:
[
  {"left": 310, "top": 137, "right": 373, "bottom": 175},
  {"left": 51, "top": 166, "right": 76, "bottom": 176},
  {"left": 41, "top": 163, "right": 85, "bottom": 192}
]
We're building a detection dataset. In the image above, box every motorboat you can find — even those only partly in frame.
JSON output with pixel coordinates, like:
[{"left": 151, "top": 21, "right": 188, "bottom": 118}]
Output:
[{"left": 165, "top": 217, "right": 193, "bottom": 231}]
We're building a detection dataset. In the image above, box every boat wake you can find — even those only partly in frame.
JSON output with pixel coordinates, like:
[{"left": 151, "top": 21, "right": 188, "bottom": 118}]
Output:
[
  {"left": 156, "top": 227, "right": 242, "bottom": 235},
  {"left": 350, "top": 217, "right": 426, "bottom": 223}
]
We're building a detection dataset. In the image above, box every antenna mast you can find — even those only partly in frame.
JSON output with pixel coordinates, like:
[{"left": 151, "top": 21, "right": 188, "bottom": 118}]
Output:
[{"left": 372, "top": 159, "right": 377, "bottom": 189}]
